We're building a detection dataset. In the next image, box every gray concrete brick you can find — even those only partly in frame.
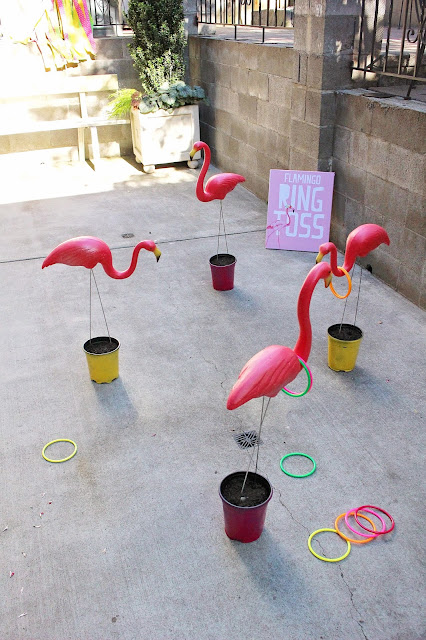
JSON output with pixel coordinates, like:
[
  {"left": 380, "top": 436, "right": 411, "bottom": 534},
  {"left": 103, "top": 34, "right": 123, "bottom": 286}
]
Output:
[
  {"left": 248, "top": 70, "right": 269, "bottom": 101},
  {"left": 335, "top": 92, "right": 373, "bottom": 134},
  {"left": 365, "top": 137, "right": 391, "bottom": 181},
  {"left": 255, "top": 149, "right": 274, "bottom": 183},
  {"left": 333, "top": 125, "right": 351, "bottom": 163},
  {"left": 333, "top": 158, "right": 367, "bottom": 204},
  {"left": 397, "top": 263, "right": 421, "bottom": 306},
  {"left": 214, "top": 109, "right": 233, "bottom": 136},
  {"left": 269, "top": 75, "right": 292, "bottom": 108},
  {"left": 257, "top": 46, "right": 293, "bottom": 78},
  {"left": 289, "top": 148, "right": 320, "bottom": 171},
  {"left": 226, "top": 113, "right": 245, "bottom": 141},
  {"left": 188, "top": 36, "right": 201, "bottom": 60},
  {"left": 344, "top": 196, "right": 366, "bottom": 232},
  {"left": 360, "top": 247, "right": 400, "bottom": 289},
  {"left": 275, "top": 134, "right": 290, "bottom": 167},
  {"left": 329, "top": 220, "right": 347, "bottom": 253},
  {"left": 405, "top": 201, "right": 426, "bottom": 237},
  {"left": 290, "top": 119, "right": 321, "bottom": 156},
  {"left": 291, "top": 85, "right": 307, "bottom": 120},
  {"left": 230, "top": 67, "right": 249, "bottom": 94},
  {"left": 331, "top": 190, "right": 346, "bottom": 226},
  {"left": 239, "top": 94, "right": 258, "bottom": 122},
  {"left": 349, "top": 130, "right": 369, "bottom": 170},
  {"left": 370, "top": 99, "right": 426, "bottom": 154},
  {"left": 216, "top": 63, "right": 233, "bottom": 89},
  {"left": 238, "top": 43, "right": 259, "bottom": 71},
  {"left": 293, "top": 51, "right": 308, "bottom": 85},
  {"left": 400, "top": 228, "right": 426, "bottom": 269},
  {"left": 387, "top": 144, "right": 426, "bottom": 196},
  {"left": 247, "top": 124, "right": 278, "bottom": 154}
]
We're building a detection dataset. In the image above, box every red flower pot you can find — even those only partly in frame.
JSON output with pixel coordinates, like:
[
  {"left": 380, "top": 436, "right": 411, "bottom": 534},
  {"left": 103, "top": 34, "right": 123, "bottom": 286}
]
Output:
[
  {"left": 219, "top": 471, "right": 273, "bottom": 543},
  {"left": 209, "top": 254, "right": 236, "bottom": 291}
]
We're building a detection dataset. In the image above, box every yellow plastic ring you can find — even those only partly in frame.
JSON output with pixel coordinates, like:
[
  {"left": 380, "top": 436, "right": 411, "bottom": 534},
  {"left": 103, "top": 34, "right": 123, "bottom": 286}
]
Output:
[
  {"left": 329, "top": 267, "right": 352, "bottom": 299},
  {"left": 308, "top": 528, "right": 351, "bottom": 562},
  {"left": 42, "top": 439, "right": 77, "bottom": 463}
]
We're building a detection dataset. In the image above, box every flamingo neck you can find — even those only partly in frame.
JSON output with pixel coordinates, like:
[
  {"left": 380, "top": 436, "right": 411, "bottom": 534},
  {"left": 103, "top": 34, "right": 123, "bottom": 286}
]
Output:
[
  {"left": 342, "top": 244, "right": 357, "bottom": 272},
  {"left": 322, "top": 242, "right": 341, "bottom": 276},
  {"left": 196, "top": 142, "right": 212, "bottom": 202},
  {"left": 101, "top": 242, "right": 148, "bottom": 279},
  {"left": 293, "top": 263, "right": 329, "bottom": 362}
]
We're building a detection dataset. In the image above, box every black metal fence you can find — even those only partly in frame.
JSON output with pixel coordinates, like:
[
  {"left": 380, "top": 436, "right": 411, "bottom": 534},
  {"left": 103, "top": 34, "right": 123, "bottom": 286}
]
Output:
[
  {"left": 87, "top": 0, "right": 130, "bottom": 34},
  {"left": 197, "top": 0, "right": 294, "bottom": 40},
  {"left": 353, "top": 0, "right": 425, "bottom": 98}
]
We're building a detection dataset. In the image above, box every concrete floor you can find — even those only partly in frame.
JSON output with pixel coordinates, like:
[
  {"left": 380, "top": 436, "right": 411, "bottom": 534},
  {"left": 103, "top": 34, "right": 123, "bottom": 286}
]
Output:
[{"left": 0, "top": 157, "right": 425, "bottom": 640}]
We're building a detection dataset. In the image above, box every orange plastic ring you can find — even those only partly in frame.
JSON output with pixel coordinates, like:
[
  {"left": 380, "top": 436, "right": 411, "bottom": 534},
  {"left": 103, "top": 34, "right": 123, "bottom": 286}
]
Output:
[
  {"left": 329, "top": 267, "right": 352, "bottom": 299},
  {"left": 335, "top": 511, "right": 376, "bottom": 544}
]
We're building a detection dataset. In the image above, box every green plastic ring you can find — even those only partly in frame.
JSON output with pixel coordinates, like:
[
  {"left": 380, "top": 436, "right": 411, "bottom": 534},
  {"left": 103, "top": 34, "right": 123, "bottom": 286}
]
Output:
[
  {"left": 280, "top": 452, "right": 316, "bottom": 478},
  {"left": 281, "top": 357, "right": 312, "bottom": 398},
  {"left": 42, "top": 439, "right": 77, "bottom": 463}
]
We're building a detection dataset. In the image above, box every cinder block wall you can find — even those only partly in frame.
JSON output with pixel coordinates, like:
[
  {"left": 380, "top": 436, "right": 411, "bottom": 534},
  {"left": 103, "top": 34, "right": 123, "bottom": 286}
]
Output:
[
  {"left": 332, "top": 90, "right": 426, "bottom": 308},
  {"left": 188, "top": 37, "right": 294, "bottom": 201},
  {"left": 189, "top": 36, "right": 426, "bottom": 308}
]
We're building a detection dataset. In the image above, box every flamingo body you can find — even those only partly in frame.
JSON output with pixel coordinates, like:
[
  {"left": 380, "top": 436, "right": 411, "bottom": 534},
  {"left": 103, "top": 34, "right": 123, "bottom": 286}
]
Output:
[
  {"left": 42, "top": 236, "right": 161, "bottom": 279},
  {"left": 227, "top": 346, "right": 300, "bottom": 410},
  {"left": 317, "top": 224, "right": 389, "bottom": 276},
  {"left": 190, "top": 141, "right": 245, "bottom": 202},
  {"left": 227, "top": 262, "right": 332, "bottom": 410}
]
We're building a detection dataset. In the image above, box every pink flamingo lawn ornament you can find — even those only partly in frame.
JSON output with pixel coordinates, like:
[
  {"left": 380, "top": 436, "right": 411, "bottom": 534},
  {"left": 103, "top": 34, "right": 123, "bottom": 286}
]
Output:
[
  {"left": 227, "top": 261, "right": 332, "bottom": 411},
  {"left": 189, "top": 141, "right": 245, "bottom": 258},
  {"left": 42, "top": 236, "right": 161, "bottom": 275},
  {"left": 42, "top": 236, "right": 161, "bottom": 344},
  {"left": 227, "top": 261, "right": 332, "bottom": 489},
  {"left": 316, "top": 224, "right": 390, "bottom": 276}
]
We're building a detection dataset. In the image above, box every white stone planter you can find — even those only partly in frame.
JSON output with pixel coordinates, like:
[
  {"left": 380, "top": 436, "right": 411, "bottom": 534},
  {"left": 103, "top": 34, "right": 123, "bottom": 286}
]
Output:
[{"left": 130, "top": 104, "right": 201, "bottom": 173}]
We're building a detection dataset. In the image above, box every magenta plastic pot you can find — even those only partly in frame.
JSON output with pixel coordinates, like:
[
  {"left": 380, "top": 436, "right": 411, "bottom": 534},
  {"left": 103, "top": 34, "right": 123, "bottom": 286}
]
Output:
[
  {"left": 219, "top": 471, "right": 273, "bottom": 543},
  {"left": 209, "top": 254, "right": 236, "bottom": 291}
]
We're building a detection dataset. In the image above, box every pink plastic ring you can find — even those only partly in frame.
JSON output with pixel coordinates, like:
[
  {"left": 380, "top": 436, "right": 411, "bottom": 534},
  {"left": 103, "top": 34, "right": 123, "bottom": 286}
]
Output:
[
  {"left": 355, "top": 505, "right": 395, "bottom": 535},
  {"left": 344, "top": 508, "right": 386, "bottom": 538}
]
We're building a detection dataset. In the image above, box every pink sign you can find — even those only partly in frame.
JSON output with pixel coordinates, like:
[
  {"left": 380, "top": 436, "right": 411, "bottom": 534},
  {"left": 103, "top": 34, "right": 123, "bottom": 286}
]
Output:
[{"left": 266, "top": 170, "right": 335, "bottom": 252}]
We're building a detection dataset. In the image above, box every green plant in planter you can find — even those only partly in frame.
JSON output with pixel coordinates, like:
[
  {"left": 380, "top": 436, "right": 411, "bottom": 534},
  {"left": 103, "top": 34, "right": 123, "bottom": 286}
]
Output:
[
  {"left": 108, "top": 0, "right": 205, "bottom": 117},
  {"left": 108, "top": 82, "right": 206, "bottom": 118}
]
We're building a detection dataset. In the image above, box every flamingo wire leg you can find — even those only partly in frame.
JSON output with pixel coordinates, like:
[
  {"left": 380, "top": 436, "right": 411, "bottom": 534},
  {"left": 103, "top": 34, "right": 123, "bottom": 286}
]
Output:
[
  {"left": 91, "top": 269, "right": 111, "bottom": 342},
  {"left": 89, "top": 269, "right": 92, "bottom": 343},
  {"left": 339, "top": 265, "right": 356, "bottom": 333},
  {"left": 216, "top": 200, "right": 229, "bottom": 258},
  {"left": 353, "top": 265, "right": 363, "bottom": 327},
  {"left": 240, "top": 397, "right": 271, "bottom": 497}
]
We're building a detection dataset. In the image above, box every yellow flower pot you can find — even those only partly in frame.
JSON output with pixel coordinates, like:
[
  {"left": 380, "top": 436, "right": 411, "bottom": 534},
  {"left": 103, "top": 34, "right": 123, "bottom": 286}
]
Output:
[
  {"left": 327, "top": 324, "right": 363, "bottom": 372},
  {"left": 83, "top": 337, "right": 120, "bottom": 383}
]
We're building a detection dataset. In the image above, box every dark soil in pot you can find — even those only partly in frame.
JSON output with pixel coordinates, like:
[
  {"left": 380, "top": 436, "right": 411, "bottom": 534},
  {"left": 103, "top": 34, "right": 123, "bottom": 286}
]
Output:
[
  {"left": 328, "top": 323, "right": 363, "bottom": 341},
  {"left": 221, "top": 471, "right": 271, "bottom": 507},
  {"left": 84, "top": 337, "right": 119, "bottom": 355},
  {"left": 210, "top": 253, "right": 236, "bottom": 267}
]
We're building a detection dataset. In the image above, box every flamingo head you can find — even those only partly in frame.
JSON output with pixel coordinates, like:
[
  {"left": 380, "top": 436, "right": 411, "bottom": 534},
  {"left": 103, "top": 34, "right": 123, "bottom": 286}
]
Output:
[
  {"left": 324, "top": 269, "right": 332, "bottom": 288},
  {"left": 148, "top": 241, "right": 161, "bottom": 262},
  {"left": 315, "top": 241, "right": 335, "bottom": 264},
  {"left": 189, "top": 141, "right": 204, "bottom": 159}
]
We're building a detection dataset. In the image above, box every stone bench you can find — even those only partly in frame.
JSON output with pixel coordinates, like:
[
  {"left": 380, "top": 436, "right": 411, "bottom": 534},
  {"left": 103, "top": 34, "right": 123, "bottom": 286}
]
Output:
[{"left": 0, "top": 74, "right": 129, "bottom": 167}]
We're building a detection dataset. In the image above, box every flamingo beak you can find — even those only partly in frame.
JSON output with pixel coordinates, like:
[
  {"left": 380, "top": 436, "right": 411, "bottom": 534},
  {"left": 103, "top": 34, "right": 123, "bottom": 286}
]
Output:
[
  {"left": 325, "top": 272, "right": 332, "bottom": 288},
  {"left": 189, "top": 147, "right": 196, "bottom": 160},
  {"left": 316, "top": 251, "right": 324, "bottom": 264},
  {"left": 154, "top": 247, "right": 161, "bottom": 262}
]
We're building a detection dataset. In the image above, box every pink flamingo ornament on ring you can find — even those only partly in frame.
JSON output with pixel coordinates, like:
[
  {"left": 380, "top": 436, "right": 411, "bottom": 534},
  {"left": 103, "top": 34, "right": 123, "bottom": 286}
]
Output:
[
  {"left": 189, "top": 141, "right": 245, "bottom": 202},
  {"left": 42, "top": 236, "right": 161, "bottom": 276},
  {"left": 227, "top": 261, "right": 332, "bottom": 411},
  {"left": 316, "top": 224, "right": 389, "bottom": 276}
]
